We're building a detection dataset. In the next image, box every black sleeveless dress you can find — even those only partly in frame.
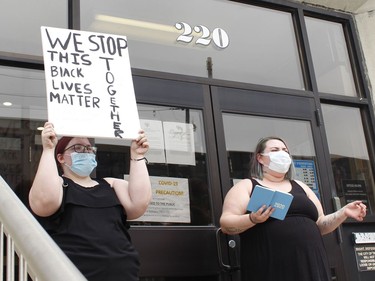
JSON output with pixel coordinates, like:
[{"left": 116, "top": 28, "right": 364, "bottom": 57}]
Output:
[
  {"left": 37, "top": 177, "right": 140, "bottom": 281},
  {"left": 239, "top": 179, "right": 331, "bottom": 281}
]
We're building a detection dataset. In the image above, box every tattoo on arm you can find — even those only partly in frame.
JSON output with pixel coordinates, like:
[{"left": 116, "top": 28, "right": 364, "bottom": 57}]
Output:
[
  {"left": 322, "top": 212, "right": 337, "bottom": 227},
  {"left": 320, "top": 208, "right": 346, "bottom": 234}
]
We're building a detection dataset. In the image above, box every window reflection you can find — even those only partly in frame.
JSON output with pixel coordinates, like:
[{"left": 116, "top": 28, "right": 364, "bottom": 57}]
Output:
[
  {"left": 305, "top": 17, "right": 357, "bottom": 96},
  {"left": 0, "top": 66, "right": 47, "bottom": 206},
  {"left": 322, "top": 104, "right": 374, "bottom": 212},
  {"left": 81, "top": 0, "right": 304, "bottom": 89},
  {"left": 0, "top": 66, "right": 47, "bottom": 120},
  {"left": 0, "top": 67, "right": 212, "bottom": 226},
  {"left": 222, "top": 114, "right": 321, "bottom": 198},
  {"left": 95, "top": 104, "right": 212, "bottom": 226},
  {"left": 0, "top": 0, "right": 67, "bottom": 56}
]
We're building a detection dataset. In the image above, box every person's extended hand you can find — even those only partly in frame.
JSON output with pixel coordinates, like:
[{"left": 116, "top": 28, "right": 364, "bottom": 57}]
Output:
[
  {"left": 130, "top": 129, "right": 149, "bottom": 157},
  {"left": 344, "top": 200, "right": 367, "bottom": 221},
  {"left": 249, "top": 205, "right": 274, "bottom": 224},
  {"left": 41, "top": 122, "right": 58, "bottom": 150}
]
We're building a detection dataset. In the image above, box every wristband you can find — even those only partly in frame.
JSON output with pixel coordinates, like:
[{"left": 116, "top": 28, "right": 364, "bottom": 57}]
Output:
[
  {"left": 249, "top": 213, "right": 257, "bottom": 225},
  {"left": 131, "top": 157, "right": 148, "bottom": 164}
]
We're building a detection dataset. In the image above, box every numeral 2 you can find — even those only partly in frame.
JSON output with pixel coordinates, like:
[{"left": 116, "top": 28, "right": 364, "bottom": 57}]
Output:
[{"left": 175, "top": 22, "right": 229, "bottom": 49}]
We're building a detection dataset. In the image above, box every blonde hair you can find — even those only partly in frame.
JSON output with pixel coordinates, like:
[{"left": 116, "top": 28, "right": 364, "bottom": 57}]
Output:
[{"left": 249, "top": 136, "right": 294, "bottom": 180}]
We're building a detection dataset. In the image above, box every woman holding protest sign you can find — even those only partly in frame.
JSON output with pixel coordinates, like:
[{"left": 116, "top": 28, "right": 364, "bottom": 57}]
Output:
[{"left": 29, "top": 121, "right": 151, "bottom": 281}]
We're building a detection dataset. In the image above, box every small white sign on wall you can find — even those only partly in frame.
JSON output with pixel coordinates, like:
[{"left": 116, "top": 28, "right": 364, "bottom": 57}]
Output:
[{"left": 41, "top": 26, "right": 140, "bottom": 139}]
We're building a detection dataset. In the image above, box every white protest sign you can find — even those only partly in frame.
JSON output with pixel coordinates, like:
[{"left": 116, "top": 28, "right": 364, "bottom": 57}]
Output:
[{"left": 41, "top": 26, "right": 140, "bottom": 139}]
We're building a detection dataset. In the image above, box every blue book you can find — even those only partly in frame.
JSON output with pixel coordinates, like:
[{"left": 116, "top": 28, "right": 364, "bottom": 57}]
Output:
[{"left": 247, "top": 185, "right": 294, "bottom": 220}]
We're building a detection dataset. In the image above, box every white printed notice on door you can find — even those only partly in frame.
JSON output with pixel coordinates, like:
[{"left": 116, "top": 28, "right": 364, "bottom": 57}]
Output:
[
  {"left": 163, "top": 122, "right": 195, "bottom": 165},
  {"left": 127, "top": 176, "right": 191, "bottom": 223},
  {"left": 41, "top": 26, "right": 140, "bottom": 139}
]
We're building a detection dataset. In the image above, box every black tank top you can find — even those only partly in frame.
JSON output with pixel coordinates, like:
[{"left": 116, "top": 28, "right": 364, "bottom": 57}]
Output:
[
  {"left": 249, "top": 178, "right": 318, "bottom": 221},
  {"left": 37, "top": 177, "right": 140, "bottom": 281}
]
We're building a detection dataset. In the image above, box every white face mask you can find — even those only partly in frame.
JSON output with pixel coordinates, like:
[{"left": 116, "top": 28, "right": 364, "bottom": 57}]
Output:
[{"left": 262, "top": 150, "right": 292, "bottom": 174}]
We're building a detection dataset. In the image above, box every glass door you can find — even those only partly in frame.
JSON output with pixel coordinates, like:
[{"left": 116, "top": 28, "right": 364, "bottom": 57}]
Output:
[
  {"left": 91, "top": 77, "right": 347, "bottom": 280},
  {"left": 93, "top": 76, "right": 225, "bottom": 281},
  {"left": 211, "top": 86, "right": 346, "bottom": 281}
]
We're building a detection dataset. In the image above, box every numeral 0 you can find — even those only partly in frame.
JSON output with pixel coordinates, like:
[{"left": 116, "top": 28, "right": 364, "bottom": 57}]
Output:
[
  {"left": 175, "top": 22, "right": 229, "bottom": 49},
  {"left": 212, "top": 28, "right": 229, "bottom": 49}
]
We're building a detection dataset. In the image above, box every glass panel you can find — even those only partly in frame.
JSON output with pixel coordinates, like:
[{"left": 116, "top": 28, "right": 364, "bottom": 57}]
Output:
[
  {"left": 223, "top": 114, "right": 322, "bottom": 199},
  {"left": 0, "top": 0, "right": 67, "bottom": 56},
  {"left": 0, "top": 66, "right": 47, "bottom": 205},
  {"left": 0, "top": 119, "right": 44, "bottom": 206},
  {"left": 0, "top": 66, "right": 212, "bottom": 224},
  {"left": 95, "top": 104, "right": 212, "bottom": 226},
  {"left": 0, "top": 66, "right": 47, "bottom": 120},
  {"left": 321, "top": 104, "right": 374, "bottom": 213},
  {"left": 305, "top": 17, "right": 357, "bottom": 96},
  {"left": 81, "top": 0, "right": 304, "bottom": 89}
]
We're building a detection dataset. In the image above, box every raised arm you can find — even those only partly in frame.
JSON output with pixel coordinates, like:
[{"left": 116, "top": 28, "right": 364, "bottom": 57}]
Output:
[
  {"left": 29, "top": 122, "right": 64, "bottom": 217},
  {"left": 109, "top": 130, "right": 152, "bottom": 220},
  {"left": 316, "top": 201, "right": 367, "bottom": 235},
  {"left": 296, "top": 180, "right": 367, "bottom": 235}
]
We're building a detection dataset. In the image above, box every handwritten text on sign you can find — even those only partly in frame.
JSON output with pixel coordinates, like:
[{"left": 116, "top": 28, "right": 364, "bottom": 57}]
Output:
[{"left": 41, "top": 26, "right": 140, "bottom": 139}]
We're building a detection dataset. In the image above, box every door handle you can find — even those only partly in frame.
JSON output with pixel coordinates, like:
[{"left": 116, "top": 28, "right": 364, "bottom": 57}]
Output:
[{"left": 215, "top": 228, "right": 240, "bottom": 272}]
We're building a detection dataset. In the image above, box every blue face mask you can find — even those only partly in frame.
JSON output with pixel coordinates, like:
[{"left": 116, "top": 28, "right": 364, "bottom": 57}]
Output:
[{"left": 66, "top": 152, "right": 97, "bottom": 176}]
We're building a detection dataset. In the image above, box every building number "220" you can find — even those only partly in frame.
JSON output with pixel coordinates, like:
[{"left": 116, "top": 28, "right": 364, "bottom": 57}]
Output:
[{"left": 175, "top": 22, "right": 229, "bottom": 49}]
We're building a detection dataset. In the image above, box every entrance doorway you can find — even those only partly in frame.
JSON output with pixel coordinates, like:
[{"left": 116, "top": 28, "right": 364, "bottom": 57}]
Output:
[
  {"left": 6, "top": 76, "right": 350, "bottom": 280},
  {"left": 211, "top": 86, "right": 346, "bottom": 280},
  {"left": 102, "top": 76, "right": 345, "bottom": 280}
]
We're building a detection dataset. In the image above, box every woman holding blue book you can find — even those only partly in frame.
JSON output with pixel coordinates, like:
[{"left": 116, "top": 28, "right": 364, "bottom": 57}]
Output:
[{"left": 220, "top": 136, "right": 367, "bottom": 281}]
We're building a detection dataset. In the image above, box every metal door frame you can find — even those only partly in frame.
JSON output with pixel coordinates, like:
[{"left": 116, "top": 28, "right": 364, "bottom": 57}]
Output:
[{"left": 210, "top": 85, "right": 346, "bottom": 281}]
